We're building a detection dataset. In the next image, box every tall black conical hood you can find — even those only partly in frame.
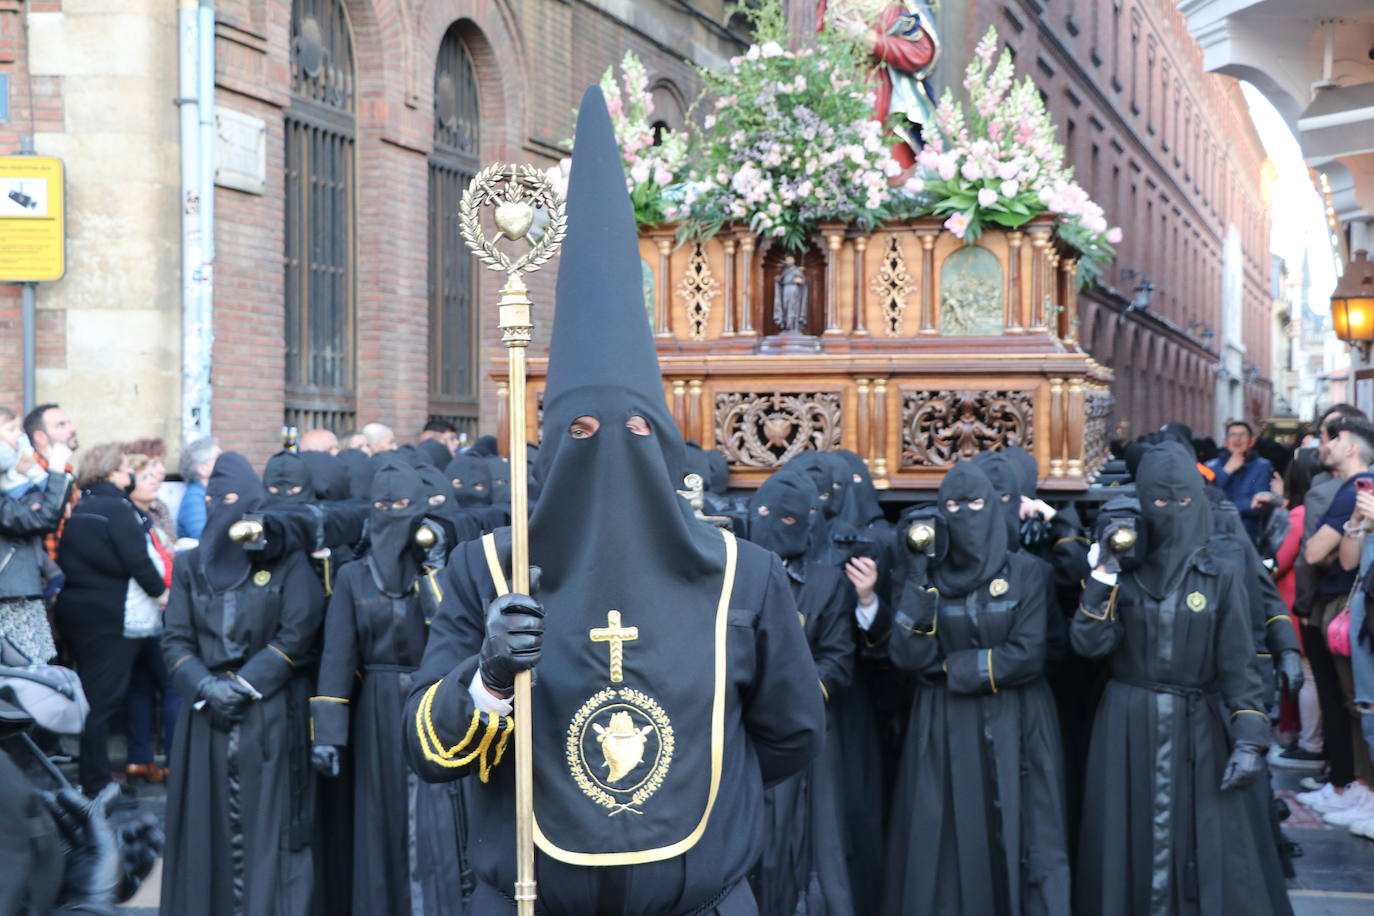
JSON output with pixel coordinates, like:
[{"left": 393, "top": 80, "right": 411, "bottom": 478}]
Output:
[
  {"left": 529, "top": 84, "right": 720, "bottom": 591},
  {"left": 538, "top": 86, "right": 665, "bottom": 425}
]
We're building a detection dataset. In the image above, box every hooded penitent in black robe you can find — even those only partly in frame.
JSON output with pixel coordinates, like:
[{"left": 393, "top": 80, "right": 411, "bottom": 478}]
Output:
[
  {"left": 312, "top": 457, "right": 468, "bottom": 915},
  {"left": 445, "top": 454, "right": 508, "bottom": 532},
  {"left": 1072, "top": 446, "right": 1281, "bottom": 915},
  {"left": 264, "top": 451, "right": 314, "bottom": 507},
  {"left": 791, "top": 451, "right": 899, "bottom": 915},
  {"left": 880, "top": 462, "right": 1070, "bottom": 916},
  {"left": 160, "top": 453, "right": 326, "bottom": 916},
  {"left": 746, "top": 475, "right": 856, "bottom": 916},
  {"left": 401, "top": 87, "right": 824, "bottom": 915}
]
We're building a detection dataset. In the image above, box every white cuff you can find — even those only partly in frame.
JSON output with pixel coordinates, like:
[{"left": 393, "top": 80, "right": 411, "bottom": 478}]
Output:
[
  {"left": 855, "top": 597, "right": 879, "bottom": 631},
  {"left": 1090, "top": 569, "right": 1119, "bottom": 587},
  {"left": 468, "top": 671, "right": 513, "bottom": 717}
]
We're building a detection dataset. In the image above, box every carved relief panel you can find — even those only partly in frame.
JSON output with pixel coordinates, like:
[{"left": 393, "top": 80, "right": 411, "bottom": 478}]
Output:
[
  {"left": 901, "top": 389, "right": 1034, "bottom": 468},
  {"left": 715, "top": 391, "right": 843, "bottom": 468}
]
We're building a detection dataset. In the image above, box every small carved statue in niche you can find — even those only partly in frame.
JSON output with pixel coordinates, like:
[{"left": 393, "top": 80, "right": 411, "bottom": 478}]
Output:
[{"left": 773, "top": 256, "right": 809, "bottom": 333}]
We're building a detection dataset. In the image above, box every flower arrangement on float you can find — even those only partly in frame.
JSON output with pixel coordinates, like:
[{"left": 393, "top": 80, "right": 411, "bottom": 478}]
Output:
[
  {"left": 671, "top": 2, "right": 910, "bottom": 250},
  {"left": 910, "top": 27, "right": 1122, "bottom": 286},
  {"left": 547, "top": 8, "right": 1122, "bottom": 288}
]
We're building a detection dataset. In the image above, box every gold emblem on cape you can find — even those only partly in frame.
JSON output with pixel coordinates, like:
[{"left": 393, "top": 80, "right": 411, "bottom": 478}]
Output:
[
  {"left": 1186, "top": 591, "right": 1207, "bottom": 612},
  {"left": 252, "top": 570, "right": 271, "bottom": 587},
  {"left": 568, "top": 687, "right": 674, "bottom": 817},
  {"left": 989, "top": 578, "right": 1009, "bottom": 597}
]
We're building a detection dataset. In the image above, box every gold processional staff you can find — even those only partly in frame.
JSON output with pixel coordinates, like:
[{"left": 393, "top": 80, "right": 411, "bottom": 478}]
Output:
[{"left": 460, "top": 163, "right": 567, "bottom": 916}]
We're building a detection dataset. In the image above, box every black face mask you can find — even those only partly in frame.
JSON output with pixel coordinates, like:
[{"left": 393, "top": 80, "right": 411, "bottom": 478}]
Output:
[
  {"left": 1002, "top": 445, "right": 1039, "bottom": 496},
  {"left": 337, "top": 448, "right": 373, "bottom": 501},
  {"left": 784, "top": 452, "right": 841, "bottom": 520},
  {"left": 417, "top": 438, "right": 453, "bottom": 470},
  {"left": 833, "top": 449, "right": 883, "bottom": 527},
  {"left": 201, "top": 453, "right": 266, "bottom": 593},
  {"left": 413, "top": 465, "right": 451, "bottom": 512},
  {"left": 367, "top": 456, "right": 426, "bottom": 597},
  {"left": 1135, "top": 444, "right": 1209, "bottom": 597},
  {"left": 971, "top": 451, "right": 1022, "bottom": 551},
  {"left": 263, "top": 451, "right": 313, "bottom": 506},
  {"left": 299, "top": 450, "right": 350, "bottom": 501},
  {"left": 445, "top": 454, "right": 493, "bottom": 507},
  {"left": 933, "top": 462, "right": 1007, "bottom": 597},
  {"left": 749, "top": 474, "right": 816, "bottom": 560},
  {"left": 484, "top": 457, "right": 512, "bottom": 509}
]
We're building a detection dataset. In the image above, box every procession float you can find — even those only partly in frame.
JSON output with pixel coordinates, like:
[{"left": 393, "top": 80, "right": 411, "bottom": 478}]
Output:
[{"left": 499, "top": 4, "right": 1120, "bottom": 492}]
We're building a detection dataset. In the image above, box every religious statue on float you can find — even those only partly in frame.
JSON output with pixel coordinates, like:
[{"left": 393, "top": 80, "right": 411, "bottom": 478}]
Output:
[{"left": 819, "top": 0, "right": 941, "bottom": 168}]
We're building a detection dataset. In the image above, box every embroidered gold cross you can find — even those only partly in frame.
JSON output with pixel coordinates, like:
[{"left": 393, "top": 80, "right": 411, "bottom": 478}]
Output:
[{"left": 589, "top": 610, "right": 639, "bottom": 683}]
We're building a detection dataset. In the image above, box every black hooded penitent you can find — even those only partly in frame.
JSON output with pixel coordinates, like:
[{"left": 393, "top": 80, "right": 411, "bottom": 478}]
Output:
[
  {"left": 933, "top": 462, "right": 1008, "bottom": 597},
  {"left": 518, "top": 85, "right": 729, "bottom": 860},
  {"left": 201, "top": 452, "right": 266, "bottom": 593},
  {"left": 417, "top": 439, "right": 453, "bottom": 470},
  {"left": 1133, "top": 444, "right": 1209, "bottom": 598},
  {"left": 366, "top": 455, "right": 426, "bottom": 597},
  {"left": 971, "top": 450, "right": 1023, "bottom": 550},
  {"left": 299, "top": 450, "right": 350, "bottom": 501},
  {"left": 445, "top": 454, "right": 493, "bottom": 507},
  {"left": 749, "top": 474, "right": 817, "bottom": 560},
  {"left": 262, "top": 451, "right": 313, "bottom": 506}
]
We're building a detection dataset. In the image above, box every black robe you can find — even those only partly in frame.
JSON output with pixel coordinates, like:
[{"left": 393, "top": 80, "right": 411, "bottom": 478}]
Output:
[
  {"left": 1071, "top": 549, "right": 1283, "bottom": 915},
  {"left": 753, "top": 560, "right": 856, "bottom": 916},
  {"left": 881, "top": 550, "right": 1070, "bottom": 915},
  {"left": 312, "top": 561, "right": 468, "bottom": 915},
  {"left": 402, "top": 530, "right": 825, "bottom": 915},
  {"left": 160, "top": 548, "right": 325, "bottom": 916}
]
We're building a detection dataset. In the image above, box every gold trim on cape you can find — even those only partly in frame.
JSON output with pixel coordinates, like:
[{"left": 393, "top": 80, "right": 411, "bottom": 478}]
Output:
[{"left": 479, "top": 530, "right": 738, "bottom": 866}]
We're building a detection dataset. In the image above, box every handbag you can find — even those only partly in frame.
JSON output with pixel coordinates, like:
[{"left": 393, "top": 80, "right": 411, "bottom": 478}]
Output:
[
  {"left": 124, "top": 533, "right": 167, "bottom": 639},
  {"left": 1328, "top": 571, "right": 1363, "bottom": 658},
  {"left": 0, "top": 638, "right": 89, "bottom": 735}
]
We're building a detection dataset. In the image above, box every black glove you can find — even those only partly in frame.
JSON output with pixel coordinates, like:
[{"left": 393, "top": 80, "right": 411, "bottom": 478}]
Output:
[
  {"left": 198, "top": 677, "right": 255, "bottom": 732},
  {"left": 479, "top": 593, "right": 545, "bottom": 697},
  {"left": 115, "top": 814, "right": 163, "bottom": 903},
  {"left": 44, "top": 783, "right": 121, "bottom": 914},
  {"left": 1278, "top": 649, "right": 1304, "bottom": 696},
  {"left": 312, "top": 745, "right": 341, "bottom": 778},
  {"left": 1219, "top": 742, "right": 1265, "bottom": 792}
]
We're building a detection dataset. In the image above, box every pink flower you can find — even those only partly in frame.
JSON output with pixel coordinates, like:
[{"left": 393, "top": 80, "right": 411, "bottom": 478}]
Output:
[
  {"left": 1001, "top": 180, "right": 1019, "bottom": 198},
  {"left": 961, "top": 160, "right": 983, "bottom": 181},
  {"left": 903, "top": 176, "right": 925, "bottom": 195},
  {"left": 996, "top": 160, "right": 1020, "bottom": 180},
  {"left": 760, "top": 41, "right": 784, "bottom": 58},
  {"left": 944, "top": 212, "right": 970, "bottom": 238},
  {"left": 937, "top": 157, "right": 958, "bottom": 181},
  {"left": 1106, "top": 227, "right": 1123, "bottom": 244},
  {"left": 977, "top": 187, "right": 997, "bottom": 207},
  {"left": 916, "top": 147, "right": 941, "bottom": 171}
]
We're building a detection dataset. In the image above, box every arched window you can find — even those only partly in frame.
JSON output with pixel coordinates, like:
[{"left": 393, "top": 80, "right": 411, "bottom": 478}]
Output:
[
  {"left": 428, "top": 25, "right": 481, "bottom": 437},
  {"left": 284, "top": 0, "right": 356, "bottom": 432}
]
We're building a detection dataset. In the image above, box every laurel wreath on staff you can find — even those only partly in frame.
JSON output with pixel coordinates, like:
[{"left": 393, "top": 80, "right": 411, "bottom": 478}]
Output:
[{"left": 459, "top": 163, "right": 567, "bottom": 276}]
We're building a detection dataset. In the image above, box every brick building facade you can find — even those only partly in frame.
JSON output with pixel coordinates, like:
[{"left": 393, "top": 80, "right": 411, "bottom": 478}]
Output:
[{"left": 0, "top": 0, "right": 1271, "bottom": 466}]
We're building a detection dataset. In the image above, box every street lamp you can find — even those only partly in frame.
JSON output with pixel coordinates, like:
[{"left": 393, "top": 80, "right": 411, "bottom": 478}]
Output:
[{"left": 1331, "top": 249, "right": 1374, "bottom": 359}]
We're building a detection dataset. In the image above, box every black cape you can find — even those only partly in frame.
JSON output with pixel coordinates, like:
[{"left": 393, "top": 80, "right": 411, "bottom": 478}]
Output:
[
  {"left": 160, "top": 546, "right": 325, "bottom": 916},
  {"left": 312, "top": 560, "right": 469, "bottom": 915}
]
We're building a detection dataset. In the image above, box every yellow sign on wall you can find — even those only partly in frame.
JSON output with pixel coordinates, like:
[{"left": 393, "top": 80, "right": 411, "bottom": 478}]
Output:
[{"left": 0, "top": 156, "right": 65, "bottom": 282}]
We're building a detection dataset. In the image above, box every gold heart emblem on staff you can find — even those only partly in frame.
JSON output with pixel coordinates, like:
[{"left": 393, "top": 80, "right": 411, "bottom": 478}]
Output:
[{"left": 494, "top": 201, "right": 535, "bottom": 241}]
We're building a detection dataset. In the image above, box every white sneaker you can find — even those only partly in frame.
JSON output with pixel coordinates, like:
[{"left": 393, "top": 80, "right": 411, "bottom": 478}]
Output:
[
  {"left": 1323, "top": 788, "right": 1374, "bottom": 825},
  {"left": 1299, "top": 782, "right": 1343, "bottom": 811},
  {"left": 1350, "top": 814, "right": 1374, "bottom": 840}
]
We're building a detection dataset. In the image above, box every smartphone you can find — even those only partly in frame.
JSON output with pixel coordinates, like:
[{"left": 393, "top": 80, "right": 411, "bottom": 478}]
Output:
[{"left": 1356, "top": 477, "right": 1374, "bottom": 493}]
